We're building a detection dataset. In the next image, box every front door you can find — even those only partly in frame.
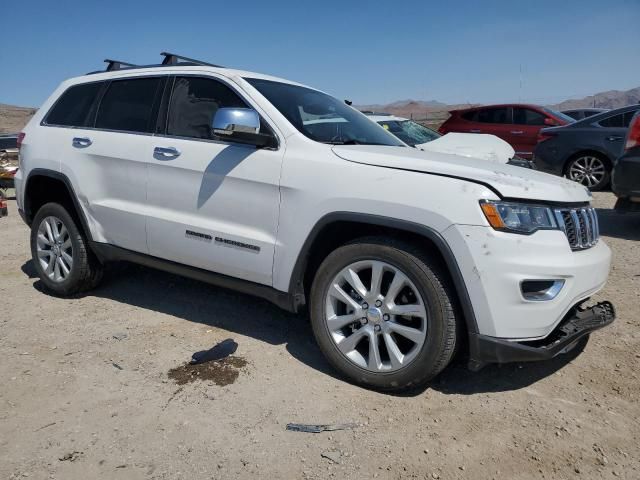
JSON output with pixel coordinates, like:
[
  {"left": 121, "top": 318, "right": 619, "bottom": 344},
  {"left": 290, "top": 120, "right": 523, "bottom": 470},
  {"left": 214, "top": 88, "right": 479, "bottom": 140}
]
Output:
[{"left": 145, "top": 75, "right": 283, "bottom": 286}]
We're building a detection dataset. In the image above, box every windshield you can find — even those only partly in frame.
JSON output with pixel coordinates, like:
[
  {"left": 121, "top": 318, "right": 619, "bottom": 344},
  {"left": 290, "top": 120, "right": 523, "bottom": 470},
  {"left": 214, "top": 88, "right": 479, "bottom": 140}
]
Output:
[
  {"left": 377, "top": 119, "right": 440, "bottom": 146},
  {"left": 245, "top": 78, "right": 404, "bottom": 146},
  {"left": 542, "top": 107, "right": 575, "bottom": 124}
]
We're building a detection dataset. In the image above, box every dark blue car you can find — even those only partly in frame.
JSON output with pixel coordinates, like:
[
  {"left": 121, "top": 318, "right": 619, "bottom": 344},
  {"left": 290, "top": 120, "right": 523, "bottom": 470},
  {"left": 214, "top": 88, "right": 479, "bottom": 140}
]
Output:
[{"left": 533, "top": 104, "right": 640, "bottom": 190}]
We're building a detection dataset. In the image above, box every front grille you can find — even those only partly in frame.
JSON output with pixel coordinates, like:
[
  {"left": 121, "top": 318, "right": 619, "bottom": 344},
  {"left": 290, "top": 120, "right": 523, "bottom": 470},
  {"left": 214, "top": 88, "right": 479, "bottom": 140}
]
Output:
[{"left": 554, "top": 207, "right": 599, "bottom": 250}]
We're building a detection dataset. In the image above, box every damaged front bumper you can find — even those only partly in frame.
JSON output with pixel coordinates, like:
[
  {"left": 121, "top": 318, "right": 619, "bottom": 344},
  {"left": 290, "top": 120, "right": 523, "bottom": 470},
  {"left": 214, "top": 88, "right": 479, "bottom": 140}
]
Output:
[{"left": 467, "top": 301, "right": 615, "bottom": 371}]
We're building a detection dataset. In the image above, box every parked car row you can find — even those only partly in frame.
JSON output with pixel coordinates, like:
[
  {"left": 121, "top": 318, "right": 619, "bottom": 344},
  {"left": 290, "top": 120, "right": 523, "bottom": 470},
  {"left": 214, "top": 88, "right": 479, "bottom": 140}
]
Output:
[
  {"left": 534, "top": 104, "right": 640, "bottom": 190},
  {"left": 436, "top": 102, "right": 640, "bottom": 192}
]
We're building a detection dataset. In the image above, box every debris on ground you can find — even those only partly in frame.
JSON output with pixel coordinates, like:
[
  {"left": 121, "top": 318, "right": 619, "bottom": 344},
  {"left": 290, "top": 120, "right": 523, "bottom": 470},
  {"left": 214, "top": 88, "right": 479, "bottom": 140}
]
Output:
[
  {"left": 112, "top": 333, "right": 128, "bottom": 341},
  {"left": 190, "top": 338, "right": 238, "bottom": 364},
  {"left": 58, "top": 451, "right": 82, "bottom": 462},
  {"left": 320, "top": 451, "right": 341, "bottom": 464},
  {"left": 286, "top": 423, "right": 359, "bottom": 433}
]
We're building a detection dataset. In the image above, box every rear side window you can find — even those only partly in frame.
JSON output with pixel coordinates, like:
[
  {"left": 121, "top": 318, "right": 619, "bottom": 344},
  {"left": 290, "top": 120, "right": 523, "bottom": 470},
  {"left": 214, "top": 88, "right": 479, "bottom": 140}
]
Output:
[
  {"left": 598, "top": 112, "right": 636, "bottom": 128},
  {"left": 167, "top": 76, "right": 248, "bottom": 139},
  {"left": 513, "top": 108, "right": 546, "bottom": 125},
  {"left": 96, "top": 78, "right": 162, "bottom": 133},
  {"left": 477, "top": 107, "right": 509, "bottom": 124},
  {"left": 461, "top": 111, "right": 478, "bottom": 121},
  {"left": 45, "top": 82, "right": 103, "bottom": 127}
]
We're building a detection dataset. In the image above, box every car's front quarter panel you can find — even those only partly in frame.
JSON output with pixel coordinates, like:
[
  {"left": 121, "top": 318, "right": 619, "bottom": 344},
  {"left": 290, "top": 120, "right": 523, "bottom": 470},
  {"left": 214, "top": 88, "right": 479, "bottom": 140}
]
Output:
[{"left": 272, "top": 134, "right": 498, "bottom": 292}]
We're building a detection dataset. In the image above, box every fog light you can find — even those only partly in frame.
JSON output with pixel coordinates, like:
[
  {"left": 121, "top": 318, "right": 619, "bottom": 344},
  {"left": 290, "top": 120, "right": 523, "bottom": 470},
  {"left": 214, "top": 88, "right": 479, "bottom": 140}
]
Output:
[{"left": 521, "top": 279, "right": 565, "bottom": 301}]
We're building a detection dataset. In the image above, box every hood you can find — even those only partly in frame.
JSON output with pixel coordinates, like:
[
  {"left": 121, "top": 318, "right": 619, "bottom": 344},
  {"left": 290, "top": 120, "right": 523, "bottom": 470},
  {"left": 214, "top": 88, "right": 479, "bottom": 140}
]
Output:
[
  {"left": 415, "top": 133, "right": 514, "bottom": 164},
  {"left": 331, "top": 145, "right": 591, "bottom": 203}
]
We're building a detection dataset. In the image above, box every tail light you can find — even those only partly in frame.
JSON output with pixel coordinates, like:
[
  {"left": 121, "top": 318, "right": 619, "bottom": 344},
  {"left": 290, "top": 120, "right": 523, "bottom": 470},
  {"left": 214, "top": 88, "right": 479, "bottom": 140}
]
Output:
[{"left": 625, "top": 113, "right": 640, "bottom": 152}]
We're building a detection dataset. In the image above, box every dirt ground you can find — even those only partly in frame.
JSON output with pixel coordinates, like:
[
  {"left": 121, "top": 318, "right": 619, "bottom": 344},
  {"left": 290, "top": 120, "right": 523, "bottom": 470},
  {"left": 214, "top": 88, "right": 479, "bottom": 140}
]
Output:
[{"left": 1, "top": 191, "right": 638, "bottom": 480}]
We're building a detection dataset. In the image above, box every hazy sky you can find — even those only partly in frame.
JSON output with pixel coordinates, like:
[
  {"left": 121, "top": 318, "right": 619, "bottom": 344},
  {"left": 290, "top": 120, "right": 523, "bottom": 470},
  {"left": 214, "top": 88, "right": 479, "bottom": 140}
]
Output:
[{"left": 2, "top": 0, "right": 639, "bottom": 107}]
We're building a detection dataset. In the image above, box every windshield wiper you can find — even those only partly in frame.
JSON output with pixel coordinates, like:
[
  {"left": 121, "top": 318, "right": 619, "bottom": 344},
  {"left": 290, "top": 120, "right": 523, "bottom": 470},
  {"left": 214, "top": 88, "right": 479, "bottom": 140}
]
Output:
[{"left": 323, "top": 139, "right": 361, "bottom": 145}]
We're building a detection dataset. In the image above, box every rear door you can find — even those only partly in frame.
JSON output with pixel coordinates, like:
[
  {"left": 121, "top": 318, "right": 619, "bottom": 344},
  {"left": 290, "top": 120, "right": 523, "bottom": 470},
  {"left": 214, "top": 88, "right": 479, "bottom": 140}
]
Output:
[
  {"left": 145, "top": 74, "right": 283, "bottom": 285},
  {"left": 54, "top": 77, "right": 165, "bottom": 253},
  {"left": 597, "top": 110, "right": 638, "bottom": 159},
  {"left": 512, "top": 107, "right": 548, "bottom": 158},
  {"left": 470, "top": 106, "right": 514, "bottom": 143}
]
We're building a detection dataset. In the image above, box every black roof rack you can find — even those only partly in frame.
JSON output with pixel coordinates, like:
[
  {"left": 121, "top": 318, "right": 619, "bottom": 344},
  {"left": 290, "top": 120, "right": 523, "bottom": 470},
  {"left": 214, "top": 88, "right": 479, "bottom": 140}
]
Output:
[
  {"left": 104, "top": 59, "right": 138, "bottom": 71},
  {"left": 87, "top": 52, "right": 225, "bottom": 75},
  {"left": 160, "top": 52, "right": 224, "bottom": 68}
]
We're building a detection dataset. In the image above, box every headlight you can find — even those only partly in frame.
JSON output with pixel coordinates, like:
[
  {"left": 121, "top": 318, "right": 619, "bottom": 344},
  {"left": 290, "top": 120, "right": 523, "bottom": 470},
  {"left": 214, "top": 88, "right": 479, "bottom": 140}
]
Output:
[{"left": 480, "top": 200, "right": 558, "bottom": 234}]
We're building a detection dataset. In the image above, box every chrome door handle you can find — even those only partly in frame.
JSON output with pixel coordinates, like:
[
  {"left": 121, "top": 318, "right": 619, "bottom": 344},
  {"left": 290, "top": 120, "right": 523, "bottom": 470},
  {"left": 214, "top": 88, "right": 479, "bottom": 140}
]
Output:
[
  {"left": 153, "top": 146, "right": 181, "bottom": 159},
  {"left": 606, "top": 136, "right": 623, "bottom": 141},
  {"left": 470, "top": 129, "right": 482, "bottom": 133},
  {"left": 72, "top": 137, "right": 92, "bottom": 148},
  {"left": 510, "top": 130, "right": 524, "bottom": 134}
]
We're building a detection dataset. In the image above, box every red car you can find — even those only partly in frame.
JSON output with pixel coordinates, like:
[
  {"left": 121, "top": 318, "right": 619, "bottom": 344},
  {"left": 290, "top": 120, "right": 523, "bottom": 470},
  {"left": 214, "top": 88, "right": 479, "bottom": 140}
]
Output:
[{"left": 439, "top": 104, "right": 574, "bottom": 159}]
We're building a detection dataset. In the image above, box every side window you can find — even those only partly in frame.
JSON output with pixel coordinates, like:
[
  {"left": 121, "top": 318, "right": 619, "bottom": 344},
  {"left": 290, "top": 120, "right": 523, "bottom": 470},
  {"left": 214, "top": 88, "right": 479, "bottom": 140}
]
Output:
[
  {"left": 95, "top": 78, "right": 162, "bottom": 133},
  {"left": 623, "top": 111, "right": 637, "bottom": 127},
  {"left": 477, "top": 107, "right": 509, "bottom": 124},
  {"left": 167, "top": 76, "right": 248, "bottom": 139},
  {"left": 599, "top": 114, "right": 624, "bottom": 128},
  {"left": 462, "top": 110, "right": 478, "bottom": 121},
  {"left": 513, "top": 108, "right": 546, "bottom": 125},
  {"left": 45, "top": 82, "right": 103, "bottom": 127}
]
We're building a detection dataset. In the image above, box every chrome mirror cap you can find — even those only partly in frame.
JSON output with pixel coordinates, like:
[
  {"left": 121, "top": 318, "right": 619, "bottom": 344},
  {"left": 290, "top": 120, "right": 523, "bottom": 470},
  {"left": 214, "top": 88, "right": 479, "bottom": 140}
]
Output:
[{"left": 212, "top": 108, "right": 260, "bottom": 135}]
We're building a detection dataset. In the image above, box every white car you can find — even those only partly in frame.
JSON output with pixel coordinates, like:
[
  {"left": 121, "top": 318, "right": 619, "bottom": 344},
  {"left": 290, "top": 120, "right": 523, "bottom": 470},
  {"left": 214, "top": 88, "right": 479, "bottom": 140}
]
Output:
[
  {"left": 365, "top": 113, "right": 531, "bottom": 165},
  {"left": 15, "top": 53, "right": 614, "bottom": 391}
]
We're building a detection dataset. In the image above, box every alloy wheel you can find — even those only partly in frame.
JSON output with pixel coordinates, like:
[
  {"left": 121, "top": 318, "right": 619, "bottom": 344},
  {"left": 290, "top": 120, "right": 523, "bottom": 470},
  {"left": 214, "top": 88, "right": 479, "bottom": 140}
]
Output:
[
  {"left": 324, "top": 260, "right": 428, "bottom": 372},
  {"left": 36, "top": 216, "right": 73, "bottom": 283},
  {"left": 568, "top": 156, "right": 606, "bottom": 188}
]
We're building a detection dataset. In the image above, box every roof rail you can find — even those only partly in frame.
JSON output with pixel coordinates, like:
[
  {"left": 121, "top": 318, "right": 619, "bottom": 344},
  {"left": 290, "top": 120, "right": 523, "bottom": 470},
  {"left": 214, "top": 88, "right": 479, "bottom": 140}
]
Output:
[
  {"left": 104, "top": 59, "right": 138, "bottom": 72},
  {"left": 160, "top": 52, "right": 224, "bottom": 68}
]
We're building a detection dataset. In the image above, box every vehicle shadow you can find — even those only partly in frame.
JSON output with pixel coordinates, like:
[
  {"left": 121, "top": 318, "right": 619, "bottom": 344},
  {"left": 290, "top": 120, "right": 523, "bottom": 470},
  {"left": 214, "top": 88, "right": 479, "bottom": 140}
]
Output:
[
  {"left": 22, "top": 260, "right": 583, "bottom": 397},
  {"left": 596, "top": 208, "right": 640, "bottom": 241}
]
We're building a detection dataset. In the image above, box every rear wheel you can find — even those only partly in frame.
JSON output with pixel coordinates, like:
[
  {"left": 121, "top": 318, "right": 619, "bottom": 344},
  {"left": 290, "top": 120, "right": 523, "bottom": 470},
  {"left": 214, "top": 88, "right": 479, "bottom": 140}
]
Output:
[
  {"left": 309, "top": 237, "right": 457, "bottom": 391},
  {"left": 566, "top": 154, "right": 610, "bottom": 191},
  {"left": 30, "top": 202, "right": 103, "bottom": 296}
]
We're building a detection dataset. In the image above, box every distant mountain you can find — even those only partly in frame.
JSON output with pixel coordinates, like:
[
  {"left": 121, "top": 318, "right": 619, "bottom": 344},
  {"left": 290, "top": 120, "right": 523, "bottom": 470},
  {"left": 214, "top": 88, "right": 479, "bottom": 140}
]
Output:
[
  {"left": 0, "top": 104, "right": 37, "bottom": 134},
  {"left": 549, "top": 87, "right": 640, "bottom": 111},
  {"left": 356, "top": 86, "right": 640, "bottom": 121}
]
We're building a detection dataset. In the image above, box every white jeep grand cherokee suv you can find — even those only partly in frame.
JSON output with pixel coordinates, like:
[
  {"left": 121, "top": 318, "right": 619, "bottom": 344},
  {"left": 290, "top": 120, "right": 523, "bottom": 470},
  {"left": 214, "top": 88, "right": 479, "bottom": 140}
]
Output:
[{"left": 15, "top": 53, "right": 614, "bottom": 391}]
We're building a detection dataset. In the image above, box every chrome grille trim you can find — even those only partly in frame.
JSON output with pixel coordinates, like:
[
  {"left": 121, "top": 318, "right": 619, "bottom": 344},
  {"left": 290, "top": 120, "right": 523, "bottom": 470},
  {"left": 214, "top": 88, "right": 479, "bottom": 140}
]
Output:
[{"left": 554, "top": 207, "right": 599, "bottom": 250}]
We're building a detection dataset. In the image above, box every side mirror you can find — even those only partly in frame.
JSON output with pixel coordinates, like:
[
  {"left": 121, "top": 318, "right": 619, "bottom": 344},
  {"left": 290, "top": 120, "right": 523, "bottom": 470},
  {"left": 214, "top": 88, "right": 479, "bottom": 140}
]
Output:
[
  {"left": 212, "top": 108, "right": 273, "bottom": 147},
  {"left": 544, "top": 117, "right": 559, "bottom": 126}
]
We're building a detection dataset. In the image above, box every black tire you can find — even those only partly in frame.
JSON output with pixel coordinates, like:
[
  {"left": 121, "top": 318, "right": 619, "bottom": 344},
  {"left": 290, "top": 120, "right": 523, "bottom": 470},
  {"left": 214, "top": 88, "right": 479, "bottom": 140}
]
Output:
[
  {"left": 309, "top": 237, "right": 457, "bottom": 391},
  {"left": 565, "top": 153, "right": 611, "bottom": 191},
  {"left": 30, "top": 202, "right": 103, "bottom": 296}
]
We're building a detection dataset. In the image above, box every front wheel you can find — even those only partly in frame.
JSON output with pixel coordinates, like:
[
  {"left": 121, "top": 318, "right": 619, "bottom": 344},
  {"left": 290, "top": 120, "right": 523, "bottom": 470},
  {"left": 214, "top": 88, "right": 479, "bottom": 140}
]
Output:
[
  {"left": 30, "top": 202, "right": 103, "bottom": 296},
  {"left": 309, "top": 237, "right": 458, "bottom": 391},
  {"left": 566, "top": 154, "right": 610, "bottom": 191}
]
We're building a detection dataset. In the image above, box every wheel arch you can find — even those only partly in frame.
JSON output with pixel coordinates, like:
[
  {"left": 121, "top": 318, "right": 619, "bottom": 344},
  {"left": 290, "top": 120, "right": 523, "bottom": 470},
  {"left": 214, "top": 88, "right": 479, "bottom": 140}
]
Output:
[
  {"left": 288, "top": 212, "right": 479, "bottom": 336},
  {"left": 23, "top": 169, "right": 93, "bottom": 241}
]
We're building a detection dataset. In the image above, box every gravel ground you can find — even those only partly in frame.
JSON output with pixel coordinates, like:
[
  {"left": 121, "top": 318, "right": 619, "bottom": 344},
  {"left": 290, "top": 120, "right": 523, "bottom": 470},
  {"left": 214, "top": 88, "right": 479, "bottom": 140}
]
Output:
[{"left": 1, "top": 191, "right": 638, "bottom": 480}]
